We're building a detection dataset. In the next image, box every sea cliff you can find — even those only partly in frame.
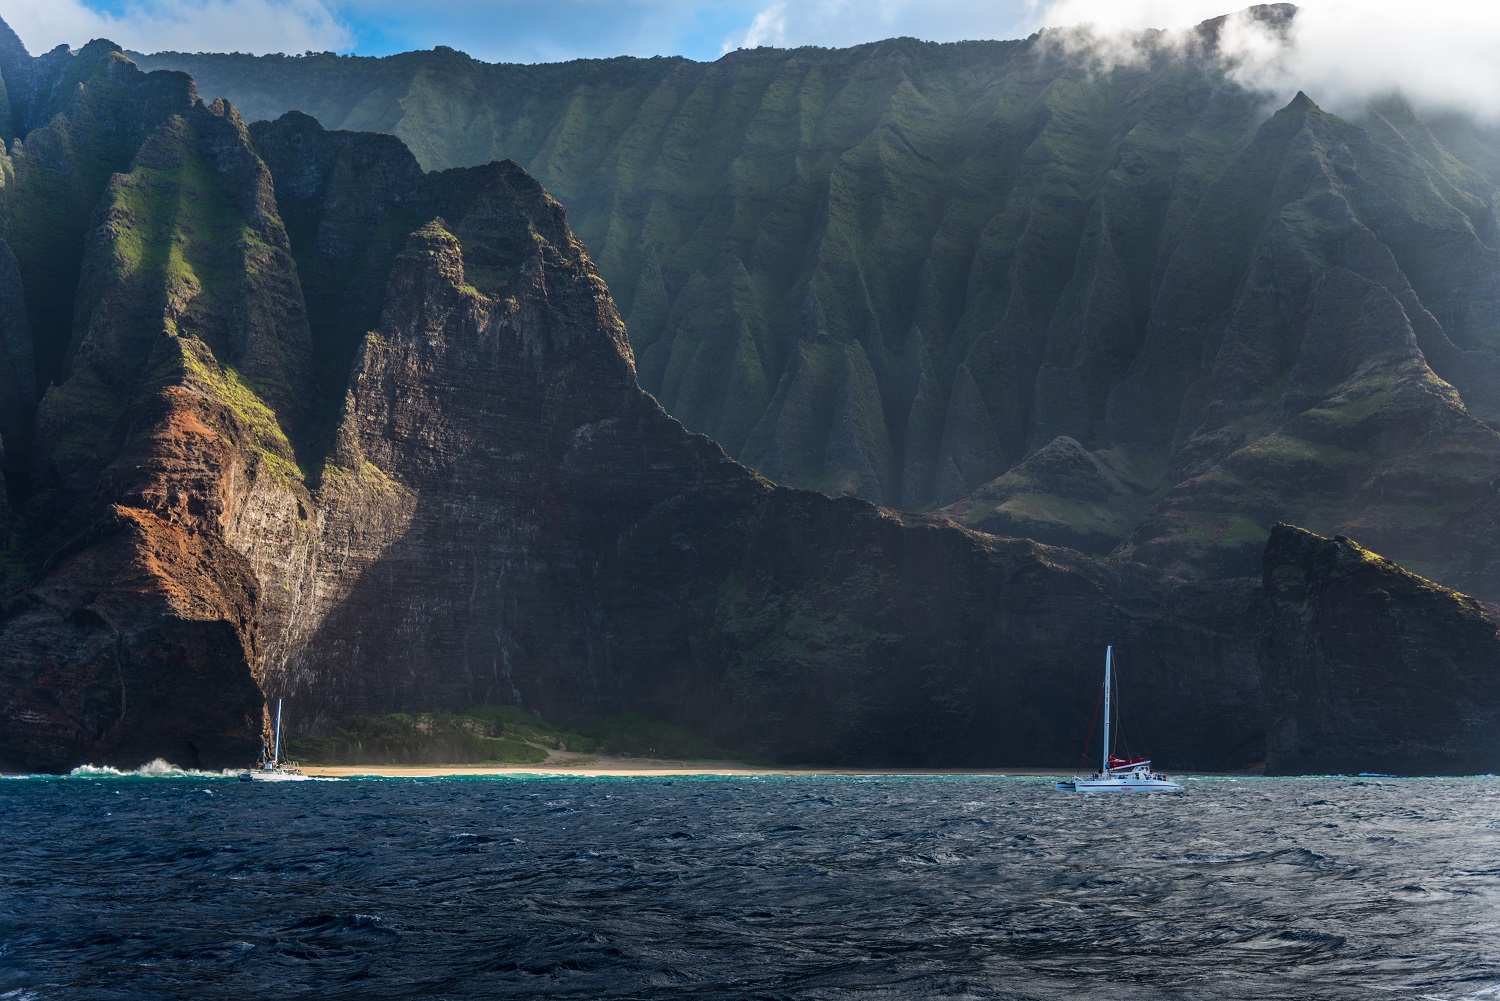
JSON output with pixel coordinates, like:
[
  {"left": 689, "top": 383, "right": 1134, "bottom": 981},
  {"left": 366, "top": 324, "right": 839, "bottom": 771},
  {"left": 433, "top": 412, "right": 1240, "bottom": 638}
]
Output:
[{"left": 1, "top": 26, "right": 1497, "bottom": 775}]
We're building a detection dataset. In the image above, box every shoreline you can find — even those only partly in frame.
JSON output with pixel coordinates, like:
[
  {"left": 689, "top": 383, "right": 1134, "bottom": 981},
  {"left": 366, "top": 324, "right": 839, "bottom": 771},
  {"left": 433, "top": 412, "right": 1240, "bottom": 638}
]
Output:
[
  {"left": 299, "top": 756, "right": 1248, "bottom": 779},
  {"left": 302, "top": 765, "right": 1073, "bottom": 778}
]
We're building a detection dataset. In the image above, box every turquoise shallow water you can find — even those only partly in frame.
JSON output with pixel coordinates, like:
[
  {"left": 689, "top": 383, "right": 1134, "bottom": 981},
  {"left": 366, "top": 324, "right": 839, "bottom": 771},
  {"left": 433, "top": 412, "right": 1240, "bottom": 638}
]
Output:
[{"left": 3, "top": 770, "right": 1498, "bottom": 999}]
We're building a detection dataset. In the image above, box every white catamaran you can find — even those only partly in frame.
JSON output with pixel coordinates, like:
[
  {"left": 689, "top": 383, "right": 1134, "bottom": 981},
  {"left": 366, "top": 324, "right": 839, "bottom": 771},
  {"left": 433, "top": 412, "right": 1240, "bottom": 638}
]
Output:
[
  {"left": 1055, "top": 646, "right": 1182, "bottom": 793},
  {"left": 240, "top": 698, "right": 309, "bottom": 782}
]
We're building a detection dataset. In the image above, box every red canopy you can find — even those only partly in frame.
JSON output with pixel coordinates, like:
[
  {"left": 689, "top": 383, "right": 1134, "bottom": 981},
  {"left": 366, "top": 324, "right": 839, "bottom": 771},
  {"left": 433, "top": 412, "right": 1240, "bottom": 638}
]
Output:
[{"left": 1108, "top": 756, "right": 1148, "bottom": 769}]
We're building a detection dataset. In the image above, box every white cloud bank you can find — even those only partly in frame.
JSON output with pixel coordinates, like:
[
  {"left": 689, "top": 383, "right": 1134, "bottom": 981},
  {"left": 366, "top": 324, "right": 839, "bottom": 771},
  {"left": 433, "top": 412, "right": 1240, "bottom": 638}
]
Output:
[
  {"left": 734, "top": 0, "right": 1500, "bottom": 122},
  {"left": 4, "top": 0, "right": 352, "bottom": 56},
  {"left": 1033, "top": 0, "right": 1500, "bottom": 121}
]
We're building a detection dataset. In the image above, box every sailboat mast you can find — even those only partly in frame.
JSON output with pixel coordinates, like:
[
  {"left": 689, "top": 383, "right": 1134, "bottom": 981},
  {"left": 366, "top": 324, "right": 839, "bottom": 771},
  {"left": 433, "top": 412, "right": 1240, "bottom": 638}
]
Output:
[
  {"left": 1102, "top": 646, "right": 1112, "bottom": 775},
  {"left": 273, "top": 698, "right": 283, "bottom": 767}
]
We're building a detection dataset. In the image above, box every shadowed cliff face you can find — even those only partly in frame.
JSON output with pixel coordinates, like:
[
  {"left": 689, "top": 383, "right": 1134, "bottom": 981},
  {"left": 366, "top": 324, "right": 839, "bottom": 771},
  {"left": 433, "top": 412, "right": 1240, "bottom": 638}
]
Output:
[
  {"left": 0, "top": 42, "right": 1264, "bottom": 770},
  {"left": 1260, "top": 525, "right": 1500, "bottom": 775},
  {"left": 235, "top": 111, "right": 1266, "bottom": 767},
  {"left": 245, "top": 142, "right": 1265, "bottom": 766},
  {"left": 1, "top": 33, "right": 1498, "bottom": 775},
  {"left": 136, "top": 12, "right": 1500, "bottom": 605}
]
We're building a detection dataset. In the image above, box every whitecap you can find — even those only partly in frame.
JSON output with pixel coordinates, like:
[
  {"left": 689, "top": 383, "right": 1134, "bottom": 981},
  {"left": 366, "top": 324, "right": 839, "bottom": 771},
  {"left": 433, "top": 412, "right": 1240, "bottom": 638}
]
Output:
[{"left": 66, "top": 758, "right": 242, "bottom": 780}]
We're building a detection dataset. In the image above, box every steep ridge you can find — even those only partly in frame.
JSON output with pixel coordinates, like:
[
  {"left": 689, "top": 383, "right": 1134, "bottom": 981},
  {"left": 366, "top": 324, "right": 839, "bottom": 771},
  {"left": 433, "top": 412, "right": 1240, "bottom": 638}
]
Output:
[
  {"left": 134, "top": 8, "right": 1500, "bottom": 605},
  {"left": 1103, "top": 92, "right": 1500, "bottom": 592},
  {"left": 0, "top": 64, "right": 304, "bottom": 768},
  {"left": 1, "top": 32, "right": 1497, "bottom": 774},
  {"left": 0, "top": 48, "right": 1263, "bottom": 769}
]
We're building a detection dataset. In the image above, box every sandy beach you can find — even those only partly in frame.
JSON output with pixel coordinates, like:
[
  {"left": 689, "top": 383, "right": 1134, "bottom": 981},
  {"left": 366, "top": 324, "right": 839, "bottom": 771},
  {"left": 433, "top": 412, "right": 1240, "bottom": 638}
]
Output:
[{"left": 301, "top": 754, "right": 1075, "bottom": 779}]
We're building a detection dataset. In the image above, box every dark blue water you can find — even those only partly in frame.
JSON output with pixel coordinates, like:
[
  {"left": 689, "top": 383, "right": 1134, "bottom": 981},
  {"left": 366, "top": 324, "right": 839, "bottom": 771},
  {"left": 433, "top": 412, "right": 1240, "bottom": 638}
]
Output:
[{"left": 3, "top": 768, "right": 1498, "bottom": 1000}]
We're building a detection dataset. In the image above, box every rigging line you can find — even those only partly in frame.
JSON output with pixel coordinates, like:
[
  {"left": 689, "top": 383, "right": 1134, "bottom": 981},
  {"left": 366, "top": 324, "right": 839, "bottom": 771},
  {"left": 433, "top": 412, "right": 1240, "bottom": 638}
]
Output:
[
  {"left": 1114, "top": 651, "right": 1134, "bottom": 760},
  {"left": 1075, "top": 679, "right": 1105, "bottom": 774},
  {"left": 1122, "top": 657, "right": 1140, "bottom": 759},
  {"left": 1116, "top": 660, "right": 1146, "bottom": 762},
  {"left": 1122, "top": 666, "right": 1140, "bottom": 759},
  {"left": 1115, "top": 661, "right": 1126, "bottom": 757}
]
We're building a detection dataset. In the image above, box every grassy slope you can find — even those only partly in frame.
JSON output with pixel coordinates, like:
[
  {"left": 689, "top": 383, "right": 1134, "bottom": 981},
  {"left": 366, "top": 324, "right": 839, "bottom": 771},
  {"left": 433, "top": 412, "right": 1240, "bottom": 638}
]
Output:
[
  {"left": 288, "top": 705, "right": 736, "bottom": 765},
  {"left": 41, "top": 121, "right": 275, "bottom": 478}
]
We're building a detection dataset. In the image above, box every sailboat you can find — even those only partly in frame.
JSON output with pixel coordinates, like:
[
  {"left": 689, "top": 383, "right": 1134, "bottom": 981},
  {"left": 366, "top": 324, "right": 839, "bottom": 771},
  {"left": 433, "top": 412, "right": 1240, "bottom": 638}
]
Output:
[
  {"left": 1054, "top": 646, "right": 1182, "bottom": 793},
  {"left": 239, "top": 698, "right": 309, "bottom": 782}
]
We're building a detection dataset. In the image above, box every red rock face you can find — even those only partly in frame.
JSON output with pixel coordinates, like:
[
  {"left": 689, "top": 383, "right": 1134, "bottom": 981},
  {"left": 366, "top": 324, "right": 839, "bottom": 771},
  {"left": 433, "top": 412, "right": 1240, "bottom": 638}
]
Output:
[{"left": 0, "top": 374, "right": 268, "bottom": 772}]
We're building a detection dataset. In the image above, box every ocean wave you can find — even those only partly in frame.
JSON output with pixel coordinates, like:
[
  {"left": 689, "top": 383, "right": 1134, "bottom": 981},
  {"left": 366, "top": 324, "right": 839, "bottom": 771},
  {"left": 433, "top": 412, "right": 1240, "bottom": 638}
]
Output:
[
  {"left": 5, "top": 775, "right": 1497, "bottom": 999},
  {"left": 65, "top": 758, "right": 244, "bottom": 780}
]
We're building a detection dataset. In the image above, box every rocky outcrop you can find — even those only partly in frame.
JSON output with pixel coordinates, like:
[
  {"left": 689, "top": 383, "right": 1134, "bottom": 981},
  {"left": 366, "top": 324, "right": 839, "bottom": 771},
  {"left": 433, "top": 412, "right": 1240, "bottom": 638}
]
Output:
[
  {"left": 0, "top": 47, "right": 300, "bottom": 770},
  {"left": 939, "top": 436, "right": 1156, "bottom": 555},
  {"left": 0, "top": 377, "right": 269, "bottom": 772},
  {"left": 1261, "top": 525, "right": 1500, "bottom": 774}
]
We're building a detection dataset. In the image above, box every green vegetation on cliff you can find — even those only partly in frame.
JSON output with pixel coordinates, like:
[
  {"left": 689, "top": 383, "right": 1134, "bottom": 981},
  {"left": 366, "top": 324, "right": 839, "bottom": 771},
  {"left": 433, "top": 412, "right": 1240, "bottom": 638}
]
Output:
[
  {"left": 136, "top": 15, "right": 1500, "bottom": 600},
  {"left": 134, "top": 36, "right": 1267, "bottom": 510},
  {"left": 288, "top": 706, "right": 735, "bottom": 765},
  {"left": 288, "top": 706, "right": 561, "bottom": 765}
]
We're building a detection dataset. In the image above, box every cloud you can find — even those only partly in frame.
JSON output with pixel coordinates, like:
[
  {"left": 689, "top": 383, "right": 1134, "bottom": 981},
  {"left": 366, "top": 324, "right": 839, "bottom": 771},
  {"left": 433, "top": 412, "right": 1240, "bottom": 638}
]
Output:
[
  {"left": 1026, "top": 0, "right": 1500, "bottom": 122},
  {"left": 728, "top": 0, "right": 1500, "bottom": 122},
  {"left": 4, "top": 0, "right": 352, "bottom": 56},
  {"left": 1024, "top": 0, "right": 1239, "bottom": 33},
  {"left": 740, "top": 3, "right": 787, "bottom": 49}
]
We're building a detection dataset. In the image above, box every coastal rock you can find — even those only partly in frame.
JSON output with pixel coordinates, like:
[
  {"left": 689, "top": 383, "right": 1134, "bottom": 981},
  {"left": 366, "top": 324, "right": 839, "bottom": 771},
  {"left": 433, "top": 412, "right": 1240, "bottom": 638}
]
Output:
[
  {"left": 1260, "top": 524, "right": 1500, "bottom": 774},
  {"left": 0, "top": 48, "right": 297, "bottom": 769},
  {"left": 0, "top": 366, "right": 269, "bottom": 771},
  {"left": 1, "top": 34, "right": 1498, "bottom": 776}
]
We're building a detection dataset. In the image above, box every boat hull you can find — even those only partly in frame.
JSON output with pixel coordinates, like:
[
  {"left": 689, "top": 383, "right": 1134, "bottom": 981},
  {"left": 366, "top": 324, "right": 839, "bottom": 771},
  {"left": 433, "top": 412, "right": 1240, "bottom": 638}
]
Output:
[
  {"left": 1055, "top": 778, "right": 1182, "bottom": 793},
  {"left": 245, "top": 769, "right": 310, "bottom": 782}
]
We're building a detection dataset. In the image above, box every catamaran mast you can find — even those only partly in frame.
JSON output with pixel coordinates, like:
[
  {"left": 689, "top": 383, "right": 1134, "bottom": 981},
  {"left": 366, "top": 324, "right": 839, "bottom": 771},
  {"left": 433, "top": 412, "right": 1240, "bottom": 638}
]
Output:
[
  {"left": 272, "top": 698, "right": 283, "bottom": 767},
  {"left": 1102, "top": 646, "right": 1111, "bottom": 775}
]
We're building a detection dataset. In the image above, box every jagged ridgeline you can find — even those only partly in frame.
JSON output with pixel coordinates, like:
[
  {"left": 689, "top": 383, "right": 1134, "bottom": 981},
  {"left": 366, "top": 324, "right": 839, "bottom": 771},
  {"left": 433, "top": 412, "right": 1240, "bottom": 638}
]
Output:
[
  {"left": 1, "top": 20, "right": 1498, "bottom": 776},
  {"left": 136, "top": 5, "right": 1500, "bottom": 599}
]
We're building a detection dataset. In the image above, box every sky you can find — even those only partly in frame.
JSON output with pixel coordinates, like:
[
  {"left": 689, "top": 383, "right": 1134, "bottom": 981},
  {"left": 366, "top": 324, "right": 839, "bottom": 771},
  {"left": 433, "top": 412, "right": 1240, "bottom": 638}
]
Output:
[
  {"left": 0, "top": 0, "right": 1285, "bottom": 61},
  {"left": 6, "top": 1, "right": 1500, "bottom": 119}
]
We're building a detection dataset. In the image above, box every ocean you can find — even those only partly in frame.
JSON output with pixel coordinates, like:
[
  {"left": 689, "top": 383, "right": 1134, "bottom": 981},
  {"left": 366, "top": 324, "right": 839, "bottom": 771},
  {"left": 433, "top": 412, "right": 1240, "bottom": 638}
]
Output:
[{"left": 3, "top": 769, "right": 1497, "bottom": 999}]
